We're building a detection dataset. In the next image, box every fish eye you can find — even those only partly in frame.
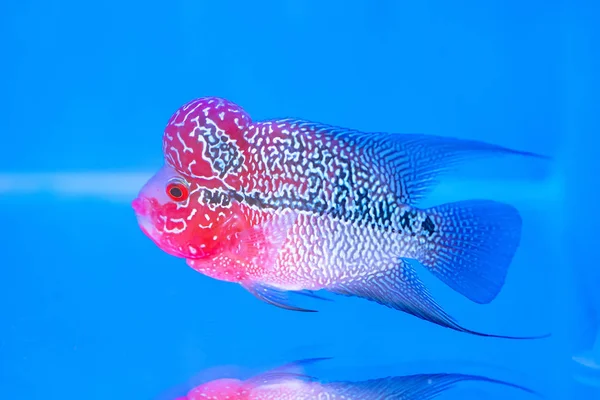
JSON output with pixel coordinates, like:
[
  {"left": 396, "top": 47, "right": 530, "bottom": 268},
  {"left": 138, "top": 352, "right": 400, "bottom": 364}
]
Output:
[{"left": 166, "top": 180, "right": 189, "bottom": 202}]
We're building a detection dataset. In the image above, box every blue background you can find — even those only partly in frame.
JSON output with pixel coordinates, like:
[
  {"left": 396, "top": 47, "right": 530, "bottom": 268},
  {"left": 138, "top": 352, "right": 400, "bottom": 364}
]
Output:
[{"left": 1, "top": 0, "right": 598, "bottom": 399}]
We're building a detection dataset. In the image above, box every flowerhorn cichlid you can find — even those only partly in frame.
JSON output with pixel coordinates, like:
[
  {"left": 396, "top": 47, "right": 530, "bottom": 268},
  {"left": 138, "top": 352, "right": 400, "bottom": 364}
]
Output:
[{"left": 132, "top": 97, "right": 551, "bottom": 339}]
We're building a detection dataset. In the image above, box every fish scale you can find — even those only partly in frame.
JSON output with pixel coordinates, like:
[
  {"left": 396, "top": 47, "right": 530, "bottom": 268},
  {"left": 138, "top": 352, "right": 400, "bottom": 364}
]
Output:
[
  {"left": 242, "top": 207, "right": 424, "bottom": 291},
  {"left": 232, "top": 120, "right": 395, "bottom": 228}
]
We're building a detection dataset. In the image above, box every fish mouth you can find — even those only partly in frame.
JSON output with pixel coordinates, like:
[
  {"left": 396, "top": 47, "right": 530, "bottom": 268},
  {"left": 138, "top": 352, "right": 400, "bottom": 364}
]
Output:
[
  {"left": 132, "top": 197, "right": 161, "bottom": 240},
  {"left": 132, "top": 197, "right": 150, "bottom": 216},
  {"left": 131, "top": 196, "right": 189, "bottom": 258}
]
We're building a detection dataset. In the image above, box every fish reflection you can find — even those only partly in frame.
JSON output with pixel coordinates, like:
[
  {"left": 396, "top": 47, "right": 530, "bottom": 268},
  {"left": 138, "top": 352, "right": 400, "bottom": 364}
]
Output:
[{"left": 158, "top": 358, "right": 539, "bottom": 399}]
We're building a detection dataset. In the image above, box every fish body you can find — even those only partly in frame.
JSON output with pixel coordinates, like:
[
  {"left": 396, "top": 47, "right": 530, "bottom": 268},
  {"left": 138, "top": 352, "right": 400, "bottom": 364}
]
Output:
[{"left": 133, "top": 97, "right": 550, "bottom": 337}]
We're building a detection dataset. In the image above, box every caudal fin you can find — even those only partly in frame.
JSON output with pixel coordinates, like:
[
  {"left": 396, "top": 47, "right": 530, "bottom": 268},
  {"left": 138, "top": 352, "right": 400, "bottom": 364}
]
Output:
[{"left": 417, "top": 199, "right": 523, "bottom": 305}]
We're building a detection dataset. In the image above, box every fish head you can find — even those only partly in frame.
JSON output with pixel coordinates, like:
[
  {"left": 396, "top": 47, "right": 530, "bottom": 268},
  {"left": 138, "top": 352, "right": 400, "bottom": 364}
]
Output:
[
  {"left": 162, "top": 96, "right": 251, "bottom": 180},
  {"left": 132, "top": 97, "right": 252, "bottom": 262},
  {"left": 131, "top": 164, "right": 236, "bottom": 260}
]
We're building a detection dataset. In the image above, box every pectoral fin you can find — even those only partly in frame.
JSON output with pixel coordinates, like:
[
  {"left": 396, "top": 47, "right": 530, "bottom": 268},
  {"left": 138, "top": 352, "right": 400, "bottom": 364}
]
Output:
[
  {"left": 230, "top": 210, "right": 298, "bottom": 271},
  {"left": 241, "top": 281, "right": 319, "bottom": 313}
]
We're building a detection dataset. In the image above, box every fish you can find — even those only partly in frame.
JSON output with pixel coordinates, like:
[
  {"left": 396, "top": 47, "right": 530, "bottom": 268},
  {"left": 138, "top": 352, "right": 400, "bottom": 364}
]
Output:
[
  {"left": 132, "top": 96, "right": 551, "bottom": 338},
  {"left": 162, "top": 358, "right": 539, "bottom": 400}
]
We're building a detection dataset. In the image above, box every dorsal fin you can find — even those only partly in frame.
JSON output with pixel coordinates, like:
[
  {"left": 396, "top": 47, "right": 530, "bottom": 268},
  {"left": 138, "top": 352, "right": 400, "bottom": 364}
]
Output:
[{"left": 287, "top": 119, "right": 550, "bottom": 206}]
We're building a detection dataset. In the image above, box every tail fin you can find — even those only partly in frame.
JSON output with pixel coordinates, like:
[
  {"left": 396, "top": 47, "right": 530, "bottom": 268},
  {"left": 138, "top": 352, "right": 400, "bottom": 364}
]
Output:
[{"left": 417, "top": 199, "right": 522, "bottom": 304}]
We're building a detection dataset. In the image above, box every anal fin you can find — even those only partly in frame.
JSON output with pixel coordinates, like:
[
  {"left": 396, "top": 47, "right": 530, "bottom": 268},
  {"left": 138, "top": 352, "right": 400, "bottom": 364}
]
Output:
[{"left": 328, "top": 260, "right": 547, "bottom": 339}]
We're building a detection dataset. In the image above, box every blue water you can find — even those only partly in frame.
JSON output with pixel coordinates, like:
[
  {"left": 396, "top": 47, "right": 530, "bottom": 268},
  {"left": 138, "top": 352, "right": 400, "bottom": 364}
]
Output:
[{"left": 1, "top": 1, "right": 598, "bottom": 399}]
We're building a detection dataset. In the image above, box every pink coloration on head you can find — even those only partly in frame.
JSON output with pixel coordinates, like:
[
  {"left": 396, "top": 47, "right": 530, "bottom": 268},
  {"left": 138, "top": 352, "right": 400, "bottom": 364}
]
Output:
[
  {"left": 131, "top": 163, "right": 244, "bottom": 261},
  {"left": 163, "top": 97, "right": 252, "bottom": 180}
]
